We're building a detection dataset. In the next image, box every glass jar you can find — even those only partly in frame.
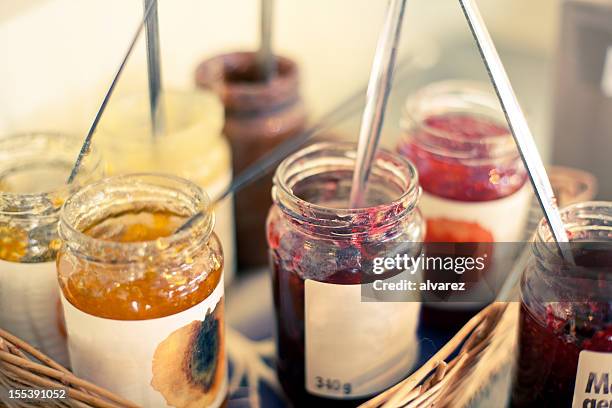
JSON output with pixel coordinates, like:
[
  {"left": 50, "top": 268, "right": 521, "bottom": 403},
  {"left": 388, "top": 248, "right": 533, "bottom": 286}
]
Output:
[
  {"left": 511, "top": 201, "right": 612, "bottom": 408},
  {"left": 196, "top": 51, "right": 307, "bottom": 269},
  {"left": 0, "top": 132, "right": 102, "bottom": 366},
  {"left": 96, "top": 89, "right": 236, "bottom": 282},
  {"left": 57, "top": 174, "right": 226, "bottom": 407},
  {"left": 267, "top": 142, "right": 424, "bottom": 407},
  {"left": 397, "top": 80, "right": 531, "bottom": 323}
]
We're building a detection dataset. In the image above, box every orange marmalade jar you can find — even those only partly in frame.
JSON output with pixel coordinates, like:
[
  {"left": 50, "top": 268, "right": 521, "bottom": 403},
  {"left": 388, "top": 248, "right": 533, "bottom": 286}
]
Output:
[
  {"left": 57, "top": 174, "right": 226, "bottom": 407},
  {"left": 0, "top": 132, "right": 102, "bottom": 367}
]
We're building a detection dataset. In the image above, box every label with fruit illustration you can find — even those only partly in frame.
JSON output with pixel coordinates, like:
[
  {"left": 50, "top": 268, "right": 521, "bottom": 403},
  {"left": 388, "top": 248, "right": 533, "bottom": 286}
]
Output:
[
  {"left": 0, "top": 259, "right": 69, "bottom": 366},
  {"left": 305, "top": 273, "right": 420, "bottom": 399},
  {"left": 572, "top": 350, "right": 612, "bottom": 408},
  {"left": 61, "top": 275, "right": 226, "bottom": 408}
]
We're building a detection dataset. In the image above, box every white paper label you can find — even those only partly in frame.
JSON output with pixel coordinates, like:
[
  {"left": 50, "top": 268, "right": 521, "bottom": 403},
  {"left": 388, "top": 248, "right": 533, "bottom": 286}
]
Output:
[
  {"left": 0, "top": 259, "right": 69, "bottom": 366},
  {"left": 572, "top": 350, "right": 612, "bottom": 408},
  {"left": 419, "top": 183, "right": 531, "bottom": 242},
  {"left": 304, "top": 271, "right": 420, "bottom": 399},
  {"left": 62, "top": 275, "right": 227, "bottom": 408}
]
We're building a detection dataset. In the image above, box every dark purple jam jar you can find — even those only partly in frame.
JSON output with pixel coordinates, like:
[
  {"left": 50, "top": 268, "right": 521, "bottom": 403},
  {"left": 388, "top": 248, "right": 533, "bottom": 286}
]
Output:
[
  {"left": 511, "top": 201, "right": 612, "bottom": 408},
  {"left": 266, "top": 143, "right": 425, "bottom": 407}
]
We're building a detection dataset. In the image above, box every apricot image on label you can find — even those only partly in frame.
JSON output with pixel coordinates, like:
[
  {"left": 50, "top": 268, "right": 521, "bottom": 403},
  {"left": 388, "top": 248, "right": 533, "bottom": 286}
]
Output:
[{"left": 151, "top": 301, "right": 225, "bottom": 408}]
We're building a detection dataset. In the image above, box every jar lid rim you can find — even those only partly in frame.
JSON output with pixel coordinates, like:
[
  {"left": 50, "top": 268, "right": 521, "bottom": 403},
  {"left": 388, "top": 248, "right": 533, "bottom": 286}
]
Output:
[
  {"left": 273, "top": 142, "right": 420, "bottom": 230},
  {"left": 59, "top": 173, "right": 214, "bottom": 261},
  {"left": 402, "top": 80, "right": 519, "bottom": 160},
  {"left": 0, "top": 132, "right": 102, "bottom": 217}
]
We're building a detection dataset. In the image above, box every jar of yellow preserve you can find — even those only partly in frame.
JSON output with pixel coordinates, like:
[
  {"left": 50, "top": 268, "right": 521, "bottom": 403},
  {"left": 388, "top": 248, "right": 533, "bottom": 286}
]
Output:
[
  {"left": 0, "top": 132, "right": 102, "bottom": 366},
  {"left": 96, "top": 89, "right": 236, "bottom": 282},
  {"left": 57, "top": 174, "right": 226, "bottom": 407}
]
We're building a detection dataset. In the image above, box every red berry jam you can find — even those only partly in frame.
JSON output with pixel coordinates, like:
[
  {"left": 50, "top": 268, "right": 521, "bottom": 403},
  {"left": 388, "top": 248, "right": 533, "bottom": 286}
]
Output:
[
  {"left": 512, "top": 204, "right": 612, "bottom": 408},
  {"left": 267, "top": 144, "right": 424, "bottom": 407},
  {"left": 398, "top": 112, "right": 526, "bottom": 208},
  {"left": 512, "top": 302, "right": 612, "bottom": 407},
  {"left": 270, "top": 262, "right": 371, "bottom": 407},
  {"left": 398, "top": 82, "right": 530, "bottom": 327}
]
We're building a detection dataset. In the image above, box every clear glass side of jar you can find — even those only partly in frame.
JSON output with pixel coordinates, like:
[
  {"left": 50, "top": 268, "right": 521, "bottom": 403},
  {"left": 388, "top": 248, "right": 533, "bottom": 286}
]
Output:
[
  {"left": 57, "top": 173, "right": 223, "bottom": 320},
  {"left": 398, "top": 80, "right": 527, "bottom": 201},
  {"left": 0, "top": 132, "right": 103, "bottom": 262},
  {"left": 512, "top": 201, "right": 612, "bottom": 407},
  {"left": 267, "top": 142, "right": 424, "bottom": 282}
]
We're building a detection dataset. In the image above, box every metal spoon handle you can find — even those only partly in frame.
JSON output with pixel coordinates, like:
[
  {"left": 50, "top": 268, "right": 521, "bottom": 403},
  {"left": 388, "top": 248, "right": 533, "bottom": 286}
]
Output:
[
  {"left": 144, "top": 0, "right": 165, "bottom": 137},
  {"left": 349, "top": 0, "right": 407, "bottom": 208},
  {"left": 256, "top": 0, "right": 275, "bottom": 81},
  {"left": 68, "top": 1, "right": 156, "bottom": 184},
  {"left": 458, "top": 0, "right": 574, "bottom": 263}
]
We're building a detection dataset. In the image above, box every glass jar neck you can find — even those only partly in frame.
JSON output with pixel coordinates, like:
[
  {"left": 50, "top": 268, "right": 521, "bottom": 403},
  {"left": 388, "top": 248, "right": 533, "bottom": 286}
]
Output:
[
  {"left": 99, "top": 89, "right": 225, "bottom": 153},
  {"left": 402, "top": 80, "right": 519, "bottom": 164},
  {"left": 59, "top": 174, "right": 214, "bottom": 265},
  {"left": 272, "top": 142, "right": 420, "bottom": 239},
  {"left": 97, "top": 90, "right": 228, "bottom": 184},
  {"left": 531, "top": 201, "right": 612, "bottom": 301},
  {"left": 0, "top": 132, "right": 102, "bottom": 261},
  {"left": 195, "top": 51, "right": 301, "bottom": 114}
]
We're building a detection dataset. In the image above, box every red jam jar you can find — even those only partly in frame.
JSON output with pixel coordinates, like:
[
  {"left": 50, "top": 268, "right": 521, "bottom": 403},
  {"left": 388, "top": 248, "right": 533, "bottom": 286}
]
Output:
[
  {"left": 511, "top": 201, "right": 612, "bottom": 408},
  {"left": 397, "top": 81, "right": 531, "bottom": 322},
  {"left": 266, "top": 143, "right": 425, "bottom": 407}
]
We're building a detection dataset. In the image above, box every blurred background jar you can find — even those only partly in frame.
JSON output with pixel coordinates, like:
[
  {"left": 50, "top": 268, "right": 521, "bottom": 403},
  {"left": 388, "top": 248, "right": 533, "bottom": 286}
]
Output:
[
  {"left": 95, "top": 89, "right": 236, "bottom": 282},
  {"left": 397, "top": 80, "right": 531, "bottom": 326},
  {"left": 57, "top": 174, "right": 226, "bottom": 407},
  {"left": 0, "top": 132, "right": 102, "bottom": 366},
  {"left": 196, "top": 51, "right": 307, "bottom": 269},
  {"left": 511, "top": 201, "right": 612, "bottom": 407}
]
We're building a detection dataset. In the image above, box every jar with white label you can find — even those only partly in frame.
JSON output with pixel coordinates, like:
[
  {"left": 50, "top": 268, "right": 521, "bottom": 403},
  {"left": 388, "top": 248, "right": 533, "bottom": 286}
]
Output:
[
  {"left": 267, "top": 143, "right": 424, "bottom": 407},
  {"left": 96, "top": 89, "right": 236, "bottom": 282},
  {"left": 397, "top": 80, "right": 531, "bottom": 324},
  {"left": 57, "top": 174, "right": 227, "bottom": 407},
  {"left": 0, "top": 132, "right": 102, "bottom": 367},
  {"left": 511, "top": 201, "right": 612, "bottom": 408}
]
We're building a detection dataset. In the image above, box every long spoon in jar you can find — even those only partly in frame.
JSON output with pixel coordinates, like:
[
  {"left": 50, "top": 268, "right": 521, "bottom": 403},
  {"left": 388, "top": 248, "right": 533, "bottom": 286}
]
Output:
[
  {"left": 144, "top": 0, "right": 166, "bottom": 138},
  {"left": 349, "top": 0, "right": 407, "bottom": 208},
  {"left": 174, "top": 53, "right": 416, "bottom": 235},
  {"left": 458, "top": 0, "right": 574, "bottom": 263},
  {"left": 67, "top": 1, "right": 156, "bottom": 184},
  {"left": 256, "top": 0, "right": 276, "bottom": 81}
]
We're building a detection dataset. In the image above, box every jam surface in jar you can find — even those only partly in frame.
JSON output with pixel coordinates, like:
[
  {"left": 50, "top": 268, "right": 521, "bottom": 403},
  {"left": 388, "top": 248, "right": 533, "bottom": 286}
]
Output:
[
  {"left": 59, "top": 210, "right": 222, "bottom": 320},
  {"left": 398, "top": 112, "right": 526, "bottom": 206}
]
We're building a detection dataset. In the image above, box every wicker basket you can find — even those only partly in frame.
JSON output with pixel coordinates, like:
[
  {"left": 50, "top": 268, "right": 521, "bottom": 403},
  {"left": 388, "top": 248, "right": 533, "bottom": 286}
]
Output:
[
  {"left": 0, "top": 328, "right": 136, "bottom": 408},
  {"left": 0, "top": 167, "right": 597, "bottom": 408}
]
